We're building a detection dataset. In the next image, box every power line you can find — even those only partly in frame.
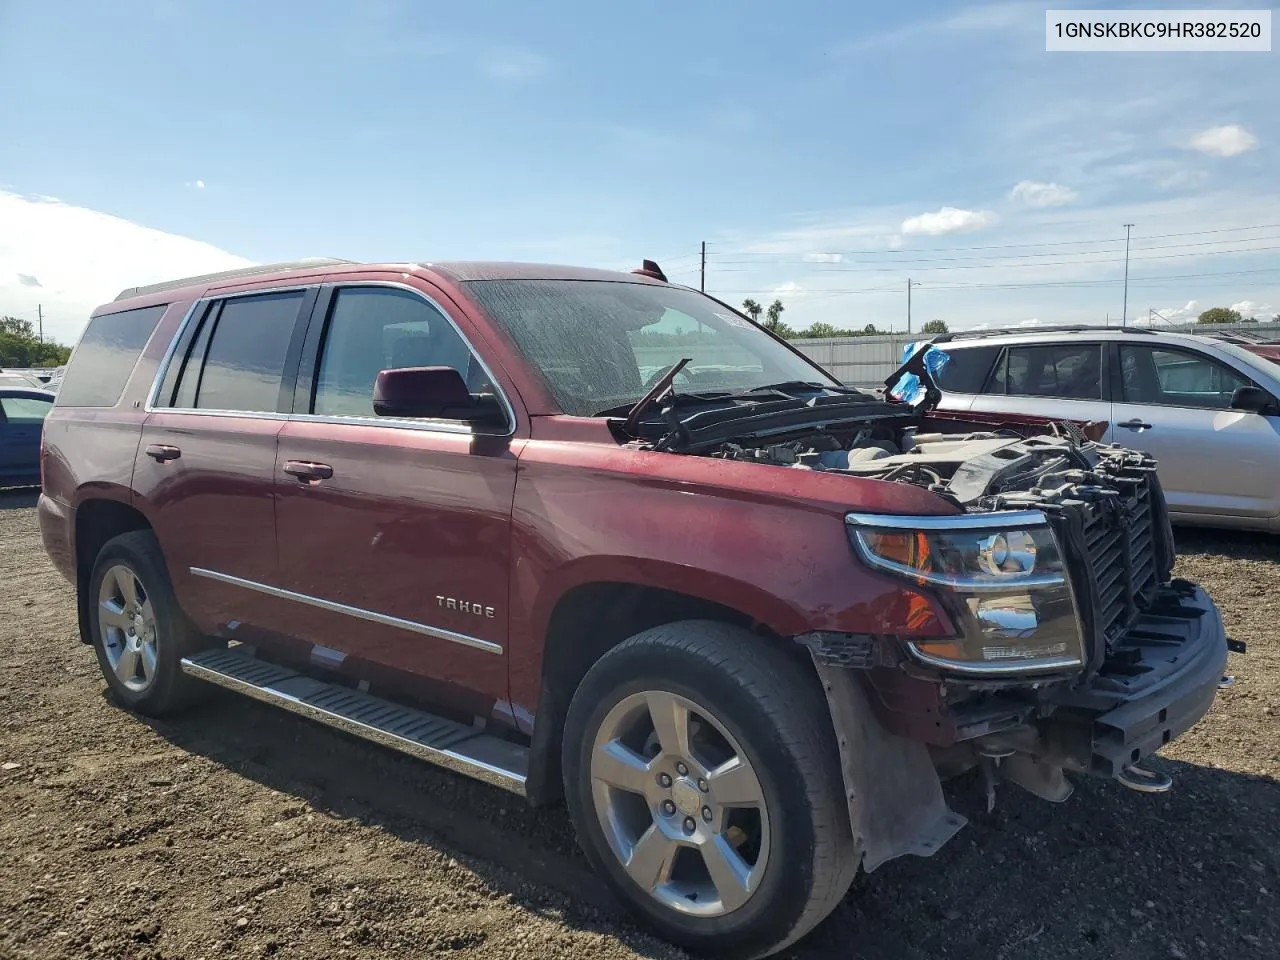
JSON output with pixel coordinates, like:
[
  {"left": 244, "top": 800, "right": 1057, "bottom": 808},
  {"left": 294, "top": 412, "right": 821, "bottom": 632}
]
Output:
[
  {"left": 707, "top": 234, "right": 1280, "bottom": 267},
  {"left": 709, "top": 266, "right": 1280, "bottom": 296},
  {"left": 704, "top": 221, "right": 1280, "bottom": 260},
  {"left": 703, "top": 242, "right": 1280, "bottom": 275}
]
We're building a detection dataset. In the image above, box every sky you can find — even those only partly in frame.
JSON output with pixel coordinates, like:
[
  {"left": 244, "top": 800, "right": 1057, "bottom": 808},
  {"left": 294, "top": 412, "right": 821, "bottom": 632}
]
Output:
[{"left": 1, "top": 0, "right": 1278, "bottom": 343}]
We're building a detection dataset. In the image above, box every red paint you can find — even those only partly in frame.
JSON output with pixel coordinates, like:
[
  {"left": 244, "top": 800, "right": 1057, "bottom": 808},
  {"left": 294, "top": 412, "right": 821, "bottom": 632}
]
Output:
[{"left": 43, "top": 261, "right": 978, "bottom": 733}]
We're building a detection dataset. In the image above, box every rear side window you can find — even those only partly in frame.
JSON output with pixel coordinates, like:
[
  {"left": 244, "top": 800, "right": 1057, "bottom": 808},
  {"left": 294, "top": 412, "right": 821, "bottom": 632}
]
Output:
[
  {"left": 164, "top": 292, "right": 304, "bottom": 413},
  {"left": 56, "top": 305, "right": 166, "bottom": 407},
  {"left": 990, "top": 344, "right": 1102, "bottom": 400},
  {"left": 932, "top": 345, "right": 998, "bottom": 393},
  {"left": 1, "top": 395, "right": 54, "bottom": 422}
]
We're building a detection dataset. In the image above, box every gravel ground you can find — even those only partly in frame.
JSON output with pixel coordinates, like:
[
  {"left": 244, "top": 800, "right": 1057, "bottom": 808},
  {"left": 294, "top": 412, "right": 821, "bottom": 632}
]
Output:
[{"left": 0, "top": 491, "right": 1276, "bottom": 960}]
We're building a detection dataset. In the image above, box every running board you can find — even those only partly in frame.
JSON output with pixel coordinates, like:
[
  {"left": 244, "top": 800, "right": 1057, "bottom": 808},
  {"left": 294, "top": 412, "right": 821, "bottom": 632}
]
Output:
[{"left": 180, "top": 646, "right": 528, "bottom": 795}]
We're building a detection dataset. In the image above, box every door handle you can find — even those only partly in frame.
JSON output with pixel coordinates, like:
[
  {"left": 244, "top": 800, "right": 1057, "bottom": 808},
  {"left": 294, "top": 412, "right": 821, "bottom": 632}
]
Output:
[
  {"left": 1117, "top": 419, "right": 1152, "bottom": 431},
  {"left": 145, "top": 443, "right": 182, "bottom": 463},
  {"left": 282, "top": 460, "right": 334, "bottom": 482}
]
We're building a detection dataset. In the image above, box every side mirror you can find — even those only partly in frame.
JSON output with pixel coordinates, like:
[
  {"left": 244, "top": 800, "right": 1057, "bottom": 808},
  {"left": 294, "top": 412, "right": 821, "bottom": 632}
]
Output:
[
  {"left": 1229, "top": 385, "right": 1274, "bottom": 414},
  {"left": 373, "top": 367, "right": 500, "bottom": 423}
]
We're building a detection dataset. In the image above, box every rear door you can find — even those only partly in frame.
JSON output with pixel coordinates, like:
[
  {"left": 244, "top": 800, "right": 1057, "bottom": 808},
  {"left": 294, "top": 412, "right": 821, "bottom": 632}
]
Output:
[
  {"left": 0, "top": 392, "right": 54, "bottom": 484},
  {"left": 1107, "top": 342, "right": 1280, "bottom": 520},
  {"left": 272, "top": 281, "right": 519, "bottom": 715},
  {"left": 137, "top": 287, "right": 316, "bottom": 636},
  {"left": 966, "top": 341, "right": 1110, "bottom": 425},
  {"left": 931, "top": 344, "right": 1001, "bottom": 412}
]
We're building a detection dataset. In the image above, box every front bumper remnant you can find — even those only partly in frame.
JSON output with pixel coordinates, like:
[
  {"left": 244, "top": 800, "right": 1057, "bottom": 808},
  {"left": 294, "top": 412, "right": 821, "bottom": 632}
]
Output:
[
  {"left": 1046, "top": 581, "right": 1229, "bottom": 779},
  {"left": 810, "top": 658, "right": 967, "bottom": 873}
]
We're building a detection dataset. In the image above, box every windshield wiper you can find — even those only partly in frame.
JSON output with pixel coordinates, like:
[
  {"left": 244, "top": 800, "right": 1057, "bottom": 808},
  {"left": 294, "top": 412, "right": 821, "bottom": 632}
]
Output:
[{"left": 622, "top": 358, "right": 691, "bottom": 435}]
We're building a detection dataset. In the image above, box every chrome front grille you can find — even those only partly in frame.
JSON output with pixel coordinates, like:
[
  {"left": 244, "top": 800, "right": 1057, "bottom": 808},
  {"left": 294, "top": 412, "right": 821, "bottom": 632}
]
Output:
[{"left": 1083, "top": 475, "right": 1159, "bottom": 647}]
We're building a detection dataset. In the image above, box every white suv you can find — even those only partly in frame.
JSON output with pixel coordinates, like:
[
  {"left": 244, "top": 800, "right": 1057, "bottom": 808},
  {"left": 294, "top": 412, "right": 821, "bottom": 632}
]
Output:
[{"left": 929, "top": 325, "right": 1280, "bottom": 532}]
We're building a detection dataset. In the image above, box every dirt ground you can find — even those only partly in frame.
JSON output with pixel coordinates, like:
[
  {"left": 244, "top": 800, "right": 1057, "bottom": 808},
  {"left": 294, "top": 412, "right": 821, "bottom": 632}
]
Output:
[{"left": 0, "top": 490, "right": 1276, "bottom": 960}]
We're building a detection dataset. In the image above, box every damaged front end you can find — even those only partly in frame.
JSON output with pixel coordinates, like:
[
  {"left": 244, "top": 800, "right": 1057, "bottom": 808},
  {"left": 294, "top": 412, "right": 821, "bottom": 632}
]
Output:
[{"left": 629, "top": 341, "right": 1233, "bottom": 874}]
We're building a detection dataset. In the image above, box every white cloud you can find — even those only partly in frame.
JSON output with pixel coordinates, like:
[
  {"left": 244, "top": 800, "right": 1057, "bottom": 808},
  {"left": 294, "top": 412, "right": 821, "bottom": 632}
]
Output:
[
  {"left": 1230, "top": 300, "right": 1274, "bottom": 319},
  {"left": 1153, "top": 300, "right": 1200, "bottom": 322},
  {"left": 1008, "top": 180, "right": 1077, "bottom": 208},
  {"left": 17, "top": 273, "right": 40, "bottom": 287},
  {"left": 805, "top": 253, "right": 843, "bottom": 264},
  {"left": 480, "top": 49, "right": 551, "bottom": 80},
  {"left": 191, "top": 179, "right": 206, "bottom": 189},
  {"left": 0, "top": 191, "right": 252, "bottom": 341},
  {"left": 1017, "top": 318, "right": 1041, "bottom": 326},
  {"left": 1187, "top": 124, "right": 1258, "bottom": 158},
  {"left": 901, "top": 206, "right": 997, "bottom": 236}
]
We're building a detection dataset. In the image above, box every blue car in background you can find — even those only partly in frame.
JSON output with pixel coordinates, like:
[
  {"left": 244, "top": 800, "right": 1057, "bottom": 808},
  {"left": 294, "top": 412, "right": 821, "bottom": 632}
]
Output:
[{"left": 0, "top": 388, "right": 55, "bottom": 488}]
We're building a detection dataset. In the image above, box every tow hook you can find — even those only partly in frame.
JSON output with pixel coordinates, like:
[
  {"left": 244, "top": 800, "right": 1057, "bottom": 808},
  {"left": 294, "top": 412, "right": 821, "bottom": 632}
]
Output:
[{"left": 1117, "top": 764, "right": 1173, "bottom": 794}]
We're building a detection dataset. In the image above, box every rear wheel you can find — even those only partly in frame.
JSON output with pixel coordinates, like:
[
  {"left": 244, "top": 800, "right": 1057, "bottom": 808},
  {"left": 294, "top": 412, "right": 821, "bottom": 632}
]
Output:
[
  {"left": 562, "top": 621, "right": 856, "bottom": 959},
  {"left": 88, "top": 530, "right": 210, "bottom": 716}
]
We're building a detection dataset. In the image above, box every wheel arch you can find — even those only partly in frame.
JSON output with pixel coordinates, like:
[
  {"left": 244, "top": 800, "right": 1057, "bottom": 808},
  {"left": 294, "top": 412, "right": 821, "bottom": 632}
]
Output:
[
  {"left": 73, "top": 495, "right": 154, "bottom": 645},
  {"left": 523, "top": 573, "right": 813, "bottom": 806}
]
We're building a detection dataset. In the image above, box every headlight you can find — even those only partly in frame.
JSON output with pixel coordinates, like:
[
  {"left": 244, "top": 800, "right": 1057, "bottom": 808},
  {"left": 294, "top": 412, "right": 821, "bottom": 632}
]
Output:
[{"left": 846, "top": 510, "right": 1085, "bottom": 675}]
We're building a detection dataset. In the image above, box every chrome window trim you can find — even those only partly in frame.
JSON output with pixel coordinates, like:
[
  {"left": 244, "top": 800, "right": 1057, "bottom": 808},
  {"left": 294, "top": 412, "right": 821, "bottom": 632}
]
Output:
[
  {"left": 307, "top": 279, "right": 518, "bottom": 439},
  {"left": 190, "top": 567, "right": 504, "bottom": 655},
  {"left": 845, "top": 510, "right": 1050, "bottom": 531},
  {"left": 145, "top": 280, "right": 519, "bottom": 438},
  {"left": 144, "top": 287, "right": 315, "bottom": 412},
  {"left": 144, "top": 298, "right": 203, "bottom": 410},
  {"left": 288, "top": 412, "right": 476, "bottom": 435}
]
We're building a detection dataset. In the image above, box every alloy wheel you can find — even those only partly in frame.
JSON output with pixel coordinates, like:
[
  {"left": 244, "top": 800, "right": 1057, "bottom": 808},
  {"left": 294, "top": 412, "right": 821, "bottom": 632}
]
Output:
[
  {"left": 589, "top": 690, "right": 770, "bottom": 917},
  {"left": 97, "top": 563, "right": 159, "bottom": 693}
]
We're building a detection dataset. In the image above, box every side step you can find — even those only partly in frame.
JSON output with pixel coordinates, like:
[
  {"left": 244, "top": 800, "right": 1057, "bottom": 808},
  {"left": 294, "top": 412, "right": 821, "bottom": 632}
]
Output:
[{"left": 180, "top": 646, "right": 528, "bottom": 795}]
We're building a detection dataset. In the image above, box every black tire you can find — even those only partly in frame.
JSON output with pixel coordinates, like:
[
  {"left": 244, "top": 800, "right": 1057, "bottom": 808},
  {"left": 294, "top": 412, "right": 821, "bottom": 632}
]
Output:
[
  {"left": 562, "top": 620, "right": 857, "bottom": 959},
  {"left": 87, "top": 530, "right": 210, "bottom": 716}
]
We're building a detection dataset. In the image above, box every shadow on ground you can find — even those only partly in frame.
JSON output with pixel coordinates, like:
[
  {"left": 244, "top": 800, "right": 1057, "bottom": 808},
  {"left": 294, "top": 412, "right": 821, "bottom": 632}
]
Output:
[
  {"left": 1175, "top": 525, "right": 1280, "bottom": 564},
  {"left": 140, "top": 687, "right": 1280, "bottom": 960}
]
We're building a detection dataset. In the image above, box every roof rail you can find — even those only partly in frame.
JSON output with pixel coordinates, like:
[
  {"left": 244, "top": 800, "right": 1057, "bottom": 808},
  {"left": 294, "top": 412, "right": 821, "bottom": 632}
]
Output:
[
  {"left": 114, "top": 258, "right": 354, "bottom": 301},
  {"left": 930, "top": 324, "right": 1157, "bottom": 343}
]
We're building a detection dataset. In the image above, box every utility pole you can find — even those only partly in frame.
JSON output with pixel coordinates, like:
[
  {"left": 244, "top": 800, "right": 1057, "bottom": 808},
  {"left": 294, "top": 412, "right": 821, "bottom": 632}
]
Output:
[
  {"left": 699, "top": 241, "right": 706, "bottom": 293},
  {"left": 907, "top": 278, "right": 921, "bottom": 334},
  {"left": 37, "top": 304, "right": 43, "bottom": 344},
  {"left": 1121, "top": 223, "right": 1134, "bottom": 326}
]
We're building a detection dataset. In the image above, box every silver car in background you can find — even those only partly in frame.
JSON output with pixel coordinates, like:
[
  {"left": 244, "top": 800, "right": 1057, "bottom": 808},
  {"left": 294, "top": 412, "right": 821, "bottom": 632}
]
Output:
[{"left": 931, "top": 326, "right": 1280, "bottom": 532}]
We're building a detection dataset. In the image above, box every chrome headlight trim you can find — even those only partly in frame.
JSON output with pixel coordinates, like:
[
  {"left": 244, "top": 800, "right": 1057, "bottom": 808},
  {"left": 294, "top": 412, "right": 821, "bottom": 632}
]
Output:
[
  {"left": 845, "top": 509, "right": 1086, "bottom": 675},
  {"left": 845, "top": 510, "right": 1064, "bottom": 593}
]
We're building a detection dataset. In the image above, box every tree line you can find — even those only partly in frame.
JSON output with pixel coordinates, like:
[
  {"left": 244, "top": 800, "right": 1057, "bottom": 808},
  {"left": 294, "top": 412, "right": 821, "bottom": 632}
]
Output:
[
  {"left": 739, "top": 299, "right": 947, "bottom": 339},
  {"left": 0, "top": 316, "right": 73, "bottom": 367},
  {"left": 1196, "top": 307, "right": 1280, "bottom": 325}
]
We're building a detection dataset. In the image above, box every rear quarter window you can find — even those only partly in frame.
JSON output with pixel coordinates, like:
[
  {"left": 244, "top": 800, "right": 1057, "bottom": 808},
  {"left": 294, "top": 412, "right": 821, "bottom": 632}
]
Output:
[
  {"left": 933, "top": 345, "right": 999, "bottom": 394},
  {"left": 56, "top": 305, "right": 168, "bottom": 407}
]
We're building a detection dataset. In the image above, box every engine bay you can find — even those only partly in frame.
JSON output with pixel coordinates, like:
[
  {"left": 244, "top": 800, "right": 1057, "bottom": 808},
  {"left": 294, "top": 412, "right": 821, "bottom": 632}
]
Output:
[{"left": 707, "top": 423, "right": 1153, "bottom": 510}]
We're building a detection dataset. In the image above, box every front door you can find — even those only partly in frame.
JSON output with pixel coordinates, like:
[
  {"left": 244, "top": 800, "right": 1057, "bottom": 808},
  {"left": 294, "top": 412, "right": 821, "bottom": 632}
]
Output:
[
  {"left": 273, "top": 282, "right": 518, "bottom": 715},
  {"left": 1107, "top": 342, "right": 1280, "bottom": 520},
  {"left": 136, "top": 289, "right": 315, "bottom": 635}
]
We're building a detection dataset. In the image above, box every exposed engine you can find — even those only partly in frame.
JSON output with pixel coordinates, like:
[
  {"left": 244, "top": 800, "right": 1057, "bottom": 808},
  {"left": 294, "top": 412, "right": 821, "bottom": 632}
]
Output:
[{"left": 709, "top": 424, "right": 1156, "bottom": 512}]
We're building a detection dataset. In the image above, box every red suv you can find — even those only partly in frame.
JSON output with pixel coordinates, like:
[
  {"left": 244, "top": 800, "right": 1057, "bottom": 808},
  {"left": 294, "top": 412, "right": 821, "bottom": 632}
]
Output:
[{"left": 40, "top": 258, "right": 1231, "bottom": 958}]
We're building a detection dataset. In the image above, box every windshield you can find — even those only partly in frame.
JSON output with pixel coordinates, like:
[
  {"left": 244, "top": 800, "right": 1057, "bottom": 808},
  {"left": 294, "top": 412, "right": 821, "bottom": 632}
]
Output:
[{"left": 461, "top": 279, "right": 841, "bottom": 416}]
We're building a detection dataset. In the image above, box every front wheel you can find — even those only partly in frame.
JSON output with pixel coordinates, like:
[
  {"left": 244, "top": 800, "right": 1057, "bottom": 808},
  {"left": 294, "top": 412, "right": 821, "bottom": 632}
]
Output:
[{"left": 562, "top": 621, "right": 856, "bottom": 959}]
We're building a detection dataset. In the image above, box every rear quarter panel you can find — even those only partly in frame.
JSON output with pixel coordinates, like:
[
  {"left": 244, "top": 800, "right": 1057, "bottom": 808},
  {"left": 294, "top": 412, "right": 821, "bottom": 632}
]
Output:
[{"left": 40, "top": 298, "right": 195, "bottom": 574}]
